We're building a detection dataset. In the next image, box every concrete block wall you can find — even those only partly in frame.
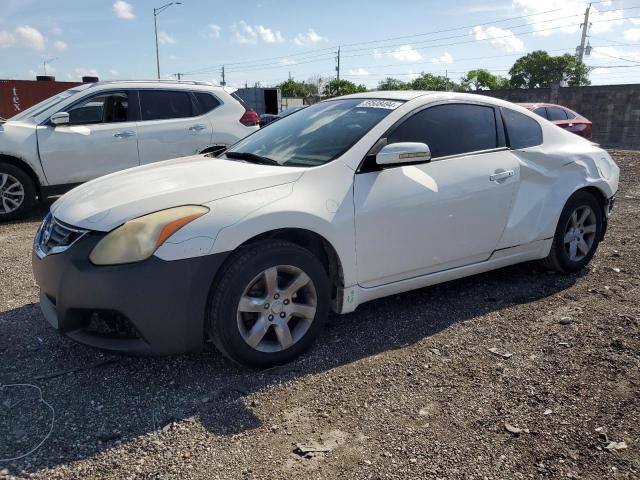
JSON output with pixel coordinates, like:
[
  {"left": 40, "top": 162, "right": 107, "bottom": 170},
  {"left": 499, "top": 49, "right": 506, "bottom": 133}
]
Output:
[{"left": 475, "top": 84, "right": 640, "bottom": 150}]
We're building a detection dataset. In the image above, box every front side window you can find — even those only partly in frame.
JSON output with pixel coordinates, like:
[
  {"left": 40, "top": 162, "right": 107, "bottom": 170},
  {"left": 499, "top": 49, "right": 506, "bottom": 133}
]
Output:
[
  {"left": 546, "top": 107, "right": 568, "bottom": 121},
  {"left": 501, "top": 107, "right": 543, "bottom": 149},
  {"left": 387, "top": 103, "right": 499, "bottom": 158},
  {"left": 67, "top": 92, "right": 129, "bottom": 124},
  {"left": 139, "top": 90, "right": 193, "bottom": 120},
  {"left": 225, "top": 98, "right": 401, "bottom": 167}
]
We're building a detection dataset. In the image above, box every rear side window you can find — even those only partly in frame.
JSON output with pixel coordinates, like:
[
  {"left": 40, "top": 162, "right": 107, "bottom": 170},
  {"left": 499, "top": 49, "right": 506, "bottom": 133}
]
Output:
[
  {"left": 546, "top": 107, "right": 568, "bottom": 121},
  {"left": 501, "top": 108, "right": 543, "bottom": 149},
  {"left": 139, "top": 90, "right": 193, "bottom": 120},
  {"left": 387, "top": 103, "right": 499, "bottom": 158},
  {"left": 533, "top": 107, "right": 548, "bottom": 119},
  {"left": 564, "top": 109, "right": 576, "bottom": 119},
  {"left": 193, "top": 92, "right": 221, "bottom": 114}
]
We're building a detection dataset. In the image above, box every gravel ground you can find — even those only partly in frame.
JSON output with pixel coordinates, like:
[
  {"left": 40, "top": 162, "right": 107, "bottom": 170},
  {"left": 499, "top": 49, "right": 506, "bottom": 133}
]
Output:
[{"left": 0, "top": 151, "right": 638, "bottom": 480}]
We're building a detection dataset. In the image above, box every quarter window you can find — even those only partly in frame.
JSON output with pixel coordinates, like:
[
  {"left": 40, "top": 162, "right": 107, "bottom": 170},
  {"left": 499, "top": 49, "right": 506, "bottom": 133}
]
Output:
[
  {"left": 533, "top": 107, "right": 548, "bottom": 119},
  {"left": 193, "top": 92, "right": 221, "bottom": 114},
  {"left": 139, "top": 90, "right": 193, "bottom": 120},
  {"left": 546, "top": 107, "right": 568, "bottom": 121},
  {"left": 387, "top": 104, "right": 499, "bottom": 158},
  {"left": 67, "top": 92, "right": 129, "bottom": 124},
  {"left": 501, "top": 107, "right": 543, "bottom": 149}
]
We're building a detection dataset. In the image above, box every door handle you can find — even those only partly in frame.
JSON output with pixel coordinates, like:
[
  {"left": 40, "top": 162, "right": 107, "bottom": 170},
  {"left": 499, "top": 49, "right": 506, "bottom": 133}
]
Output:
[
  {"left": 113, "top": 130, "right": 135, "bottom": 138},
  {"left": 490, "top": 170, "right": 515, "bottom": 182},
  {"left": 189, "top": 124, "right": 207, "bottom": 132}
]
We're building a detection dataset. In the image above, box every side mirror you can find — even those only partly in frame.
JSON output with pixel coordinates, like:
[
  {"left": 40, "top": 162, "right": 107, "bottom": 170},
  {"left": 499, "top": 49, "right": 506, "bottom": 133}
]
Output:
[
  {"left": 376, "top": 142, "right": 431, "bottom": 166},
  {"left": 50, "top": 112, "right": 70, "bottom": 126}
]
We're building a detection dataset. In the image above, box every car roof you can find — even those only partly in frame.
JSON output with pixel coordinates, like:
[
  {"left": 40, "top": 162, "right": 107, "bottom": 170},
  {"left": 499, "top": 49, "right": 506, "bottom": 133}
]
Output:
[{"left": 85, "top": 80, "right": 233, "bottom": 92}]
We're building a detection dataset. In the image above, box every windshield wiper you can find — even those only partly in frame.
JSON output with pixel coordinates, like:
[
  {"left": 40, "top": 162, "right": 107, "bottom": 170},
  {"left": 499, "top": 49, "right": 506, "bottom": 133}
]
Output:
[{"left": 225, "top": 151, "right": 281, "bottom": 166}]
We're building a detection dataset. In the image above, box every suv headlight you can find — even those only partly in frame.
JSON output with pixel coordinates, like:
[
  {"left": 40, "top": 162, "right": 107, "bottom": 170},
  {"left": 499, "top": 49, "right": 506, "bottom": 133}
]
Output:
[{"left": 89, "top": 206, "right": 209, "bottom": 265}]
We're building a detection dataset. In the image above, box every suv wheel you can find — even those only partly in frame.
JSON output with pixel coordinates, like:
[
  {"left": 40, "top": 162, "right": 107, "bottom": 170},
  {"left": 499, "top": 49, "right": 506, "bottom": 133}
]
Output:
[
  {"left": 208, "top": 240, "right": 330, "bottom": 368},
  {"left": 540, "top": 191, "right": 603, "bottom": 273},
  {"left": 0, "top": 162, "right": 36, "bottom": 221}
]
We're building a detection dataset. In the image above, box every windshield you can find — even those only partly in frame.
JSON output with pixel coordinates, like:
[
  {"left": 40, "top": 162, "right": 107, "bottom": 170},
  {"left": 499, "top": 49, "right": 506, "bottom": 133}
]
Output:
[
  {"left": 225, "top": 98, "right": 403, "bottom": 167},
  {"left": 9, "top": 87, "right": 87, "bottom": 121}
]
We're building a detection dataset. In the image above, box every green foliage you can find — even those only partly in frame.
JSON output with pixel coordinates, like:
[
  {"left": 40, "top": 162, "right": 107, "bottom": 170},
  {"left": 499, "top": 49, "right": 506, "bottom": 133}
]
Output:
[
  {"left": 509, "top": 51, "right": 590, "bottom": 88},
  {"left": 278, "top": 78, "right": 318, "bottom": 98},
  {"left": 409, "top": 73, "right": 459, "bottom": 91},
  {"left": 460, "top": 69, "right": 510, "bottom": 91},
  {"left": 323, "top": 79, "right": 368, "bottom": 96},
  {"left": 377, "top": 77, "right": 410, "bottom": 90}
]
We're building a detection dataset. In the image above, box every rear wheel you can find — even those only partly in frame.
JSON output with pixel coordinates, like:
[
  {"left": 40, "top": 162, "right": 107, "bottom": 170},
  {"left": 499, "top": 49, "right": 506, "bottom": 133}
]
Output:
[
  {"left": 0, "top": 162, "right": 36, "bottom": 221},
  {"left": 540, "top": 191, "right": 603, "bottom": 273},
  {"left": 208, "top": 240, "right": 330, "bottom": 368}
]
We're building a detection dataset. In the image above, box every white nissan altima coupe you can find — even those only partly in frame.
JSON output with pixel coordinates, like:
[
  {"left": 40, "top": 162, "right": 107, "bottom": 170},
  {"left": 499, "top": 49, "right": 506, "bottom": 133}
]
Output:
[{"left": 32, "top": 91, "right": 619, "bottom": 368}]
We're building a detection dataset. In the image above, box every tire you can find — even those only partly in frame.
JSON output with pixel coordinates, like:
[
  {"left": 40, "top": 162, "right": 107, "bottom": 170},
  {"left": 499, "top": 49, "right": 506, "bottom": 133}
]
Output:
[
  {"left": 208, "top": 240, "right": 330, "bottom": 369},
  {"left": 540, "top": 191, "right": 603, "bottom": 273},
  {"left": 0, "top": 162, "right": 37, "bottom": 222}
]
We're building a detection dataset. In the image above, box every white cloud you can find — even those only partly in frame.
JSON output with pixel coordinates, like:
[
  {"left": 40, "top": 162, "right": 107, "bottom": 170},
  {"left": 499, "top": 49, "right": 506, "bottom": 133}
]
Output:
[
  {"left": 512, "top": 0, "right": 624, "bottom": 36},
  {"left": 348, "top": 68, "right": 370, "bottom": 76},
  {"left": 0, "top": 30, "right": 14, "bottom": 48},
  {"left": 232, "top": 20, "right": 257, "bottom": 44},
  {"left": 109, "top": 69, "right": 119, "bottom": 77},
  {"left": 473, "top": 25, "right": 524, "bottom": 52},
  {"left": 74, "top": 67, "right": 99, "bottom": 78},
  {"left": 50, "top": 25, "right": 63, "bottom": 36},
  {"left": 431, "top": 52, "right": 454, "bottom": 64},
  {"left": 373, "top": 44, "right": 423, "bottom": 62},
  {"left": 14, "top": 25, "right": 46, "bottom": 50},
  {"left": 232, "top": 21, "right": 284, "bottom": 44},
  {"left": 591, "top": 46, "right": 640, "bottom": 62},
  {"left": 256, "top": 25, "right": 284, "bottom": 43},
  {"left": 631, "top": 19, "right": 640, "bottom": 26},
  {"left": 293, "top": 29, "right": 326, "bottom": 46},
  {"left": 53, "top": 40, "right": 67, "bottom": 51},
  {"left": 113, "top": 1, "right": 135, "bottom": 20},
  {"left": 624, "top": 28, "right": 640, "bottom": 42},
  {"left": 280, "top": 58, "right": 296, "bottom": 65},
  {"left": 207, "top": 24, "right": 221, "bottom": 39},
  {"left": 157, "top": 31, "right": 175, "bottom": 45}
]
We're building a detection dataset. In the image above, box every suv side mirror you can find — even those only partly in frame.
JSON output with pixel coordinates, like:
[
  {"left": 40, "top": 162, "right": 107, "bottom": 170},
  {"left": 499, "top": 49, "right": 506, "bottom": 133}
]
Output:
[
  {"left": 376, "top": 142, "right": 431, "bottom": 166},
  {"left": 50, "top": 112, "right": 70, "bottom": 126}
]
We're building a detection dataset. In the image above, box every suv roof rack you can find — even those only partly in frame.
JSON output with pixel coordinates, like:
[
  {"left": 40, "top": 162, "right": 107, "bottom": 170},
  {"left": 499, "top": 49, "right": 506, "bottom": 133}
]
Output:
[{"left": 94, "top": 80, "right": 219, "bottom": 87}]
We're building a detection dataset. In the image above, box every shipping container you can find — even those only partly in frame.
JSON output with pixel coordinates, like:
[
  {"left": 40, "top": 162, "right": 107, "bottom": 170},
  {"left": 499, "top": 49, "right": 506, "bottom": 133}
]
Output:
[
  {"left": 233, "top": 87, "right": 281, "bottom": 115},
  {"left": 0, "top": 79, "right": 81, "bottom": 120}
]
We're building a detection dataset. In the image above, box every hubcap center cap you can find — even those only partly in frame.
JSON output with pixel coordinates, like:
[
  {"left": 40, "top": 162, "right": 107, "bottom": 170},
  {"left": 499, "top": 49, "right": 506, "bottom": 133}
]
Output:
[{"left": 270, "top": 300, "right": 284, "bottom": 315}]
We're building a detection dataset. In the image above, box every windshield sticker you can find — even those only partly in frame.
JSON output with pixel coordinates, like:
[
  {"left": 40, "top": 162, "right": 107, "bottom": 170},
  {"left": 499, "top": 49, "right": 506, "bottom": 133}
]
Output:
[{"left": 356, "top": 100, "right": 403, "bottom": 110}]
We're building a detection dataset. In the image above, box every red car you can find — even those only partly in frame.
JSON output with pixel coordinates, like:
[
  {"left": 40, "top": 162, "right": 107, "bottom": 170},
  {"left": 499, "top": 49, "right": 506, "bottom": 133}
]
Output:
[{"left": 519, "top": 103, "right": 592, "bottom": 140}]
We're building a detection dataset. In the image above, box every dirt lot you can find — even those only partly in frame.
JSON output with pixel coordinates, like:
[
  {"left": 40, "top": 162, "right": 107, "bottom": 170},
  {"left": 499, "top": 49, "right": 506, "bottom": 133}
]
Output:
[{"left": 0, "top": 151, "right": 638, "bottom": 480}]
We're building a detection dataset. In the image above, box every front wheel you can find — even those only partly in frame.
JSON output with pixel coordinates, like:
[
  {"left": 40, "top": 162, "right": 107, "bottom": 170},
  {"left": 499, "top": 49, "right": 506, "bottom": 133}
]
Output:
[
  {"left": 0, "top": 162, "right": 37, "bottom": 222},
  {"left": 540, "top": 191, "right": 603, "bottom": 273},
  {"left": 208, "top": 240, "right": 330, "bottom": 368}
]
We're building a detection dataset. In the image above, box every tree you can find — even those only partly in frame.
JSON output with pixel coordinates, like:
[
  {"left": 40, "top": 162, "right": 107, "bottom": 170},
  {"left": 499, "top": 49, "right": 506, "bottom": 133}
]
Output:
[
  {"left": 460, "top": 69, "right": 509, "bottom": 91},
  {"left": 278, "top": 78, "right": 317, "bottom": 98},
  {"left": 509, "top": 51, "right": 590, "bottom": 88},
  {"left": 323, "top": 79, "right": 368, "bottom": 96},
  {"left": 409, "top": 73, "right": 458, "bottom": 91},
  {"left": 377, "top": 77, "right": 409, "bottom": 90}
]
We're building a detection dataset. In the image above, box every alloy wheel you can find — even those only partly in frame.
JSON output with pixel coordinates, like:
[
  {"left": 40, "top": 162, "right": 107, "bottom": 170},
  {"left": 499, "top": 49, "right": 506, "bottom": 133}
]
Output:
[
  {"left": 237, "top": 265, "right": 317, "bottom": 353},
  {"left": 564, "top": 205, "right": 597, "bottom": 262},
  {"left": 0, "top": 173, "right": 25, "bottom": 214}
]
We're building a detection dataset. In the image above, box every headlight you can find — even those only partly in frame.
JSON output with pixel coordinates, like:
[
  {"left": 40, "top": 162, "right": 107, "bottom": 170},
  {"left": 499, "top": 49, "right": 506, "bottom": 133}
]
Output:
[{"left": 89, "top": 206, "right": 209, "bottom": 265}]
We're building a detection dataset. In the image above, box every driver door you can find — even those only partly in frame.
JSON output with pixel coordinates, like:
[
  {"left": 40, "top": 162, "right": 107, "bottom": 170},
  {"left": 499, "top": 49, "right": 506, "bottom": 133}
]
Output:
[
  {"left": 37, "top": 90, "right": 140, "bottom": 185},
  {"left": 354, "top": 103, "right": 519, "bottom": 287}
]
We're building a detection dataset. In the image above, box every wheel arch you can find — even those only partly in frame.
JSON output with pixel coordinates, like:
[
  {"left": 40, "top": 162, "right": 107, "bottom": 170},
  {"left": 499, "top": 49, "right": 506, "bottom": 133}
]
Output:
[{"left": 0, "top": 154, "right": 42, "bottom": 199}]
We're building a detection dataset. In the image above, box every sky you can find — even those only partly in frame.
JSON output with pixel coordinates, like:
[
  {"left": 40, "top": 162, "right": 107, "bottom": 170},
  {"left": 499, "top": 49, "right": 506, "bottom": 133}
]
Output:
[{"left": 1, "top": 0, "right": 639, "bottom": 88}]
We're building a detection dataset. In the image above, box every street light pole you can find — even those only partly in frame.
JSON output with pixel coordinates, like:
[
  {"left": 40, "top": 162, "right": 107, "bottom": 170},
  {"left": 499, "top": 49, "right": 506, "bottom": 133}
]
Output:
[{"left": 153, "top": 2, "right": 181, "bottom": 79}]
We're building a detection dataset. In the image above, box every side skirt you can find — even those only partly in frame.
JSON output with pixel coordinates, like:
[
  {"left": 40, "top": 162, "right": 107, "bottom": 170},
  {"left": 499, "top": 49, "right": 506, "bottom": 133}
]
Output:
[{"left": 335, "top": 238, "right": 552, "bottom": 314}]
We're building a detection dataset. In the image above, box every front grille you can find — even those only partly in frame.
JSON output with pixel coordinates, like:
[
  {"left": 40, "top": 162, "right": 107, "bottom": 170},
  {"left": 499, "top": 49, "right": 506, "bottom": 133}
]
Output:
[{"left": 35, "top": 213, "right": 89, "bottom": 258}]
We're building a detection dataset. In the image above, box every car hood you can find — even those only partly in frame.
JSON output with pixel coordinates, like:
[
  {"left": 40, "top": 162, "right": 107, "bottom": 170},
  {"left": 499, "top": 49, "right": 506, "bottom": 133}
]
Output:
[{"left": 51, "top": 155, "right": 304, "bottom": 231}]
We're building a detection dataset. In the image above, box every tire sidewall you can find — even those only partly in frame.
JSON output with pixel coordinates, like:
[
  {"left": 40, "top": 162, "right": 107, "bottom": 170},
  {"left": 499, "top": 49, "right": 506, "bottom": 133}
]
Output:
[
  {"left": 210, "top": 242, "right": 330, "bottom": 369},
  {"left": 554, "top": 191, "right": 603, "bottom": 273},
  {"left": 0, "top": 162, "right": 36, "bottom": 221}
]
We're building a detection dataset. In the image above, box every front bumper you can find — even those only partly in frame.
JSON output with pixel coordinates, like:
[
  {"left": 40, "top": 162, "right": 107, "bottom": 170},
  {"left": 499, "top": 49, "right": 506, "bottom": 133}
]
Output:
[{"left": 32, "top": 232, "right": 229, "bottom": 355}]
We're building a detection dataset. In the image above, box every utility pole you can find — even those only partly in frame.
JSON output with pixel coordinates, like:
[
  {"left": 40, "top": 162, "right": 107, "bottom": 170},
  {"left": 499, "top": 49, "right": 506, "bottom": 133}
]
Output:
[
  {"left": 221, "top": 65, "right": 226, "bottom": 86},
  {"left": 174, "top": 72, "right": 183, "bottom": 80},
  {"left": 335, "top": 47, "right": 341, "bottom": 95},
  {"left": 153, "top": 2, "right": 182, "bottom": 79},
  {"left": 577, "top": 3, "right": 592, "bottom": 63}
]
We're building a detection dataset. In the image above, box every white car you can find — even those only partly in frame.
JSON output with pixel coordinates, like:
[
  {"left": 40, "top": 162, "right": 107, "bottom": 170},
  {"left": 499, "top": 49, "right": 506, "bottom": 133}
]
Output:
[
  {"left": 0, "top": 80, "right": 259, "bottom": 220},
  {"left": 32, "top": 91, "right": 619, "bottom": 368}
]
